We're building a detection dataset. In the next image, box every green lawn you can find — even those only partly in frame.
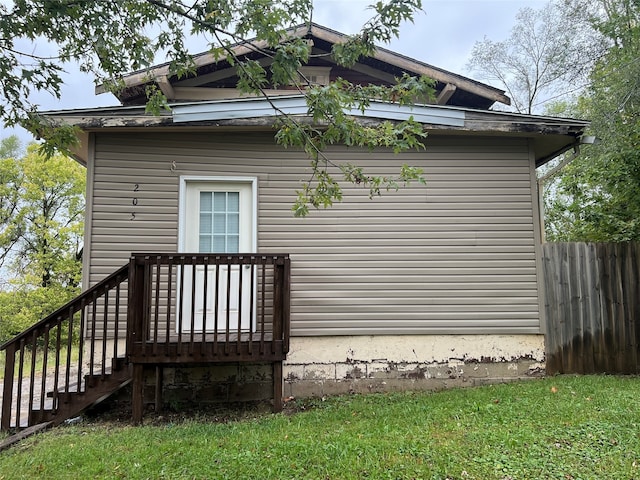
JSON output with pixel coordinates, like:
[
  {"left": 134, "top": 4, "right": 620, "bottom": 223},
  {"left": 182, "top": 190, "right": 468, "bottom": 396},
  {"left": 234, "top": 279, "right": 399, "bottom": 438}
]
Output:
[{"left": 1, "top": 375, "right": 639, "bottom": 479}]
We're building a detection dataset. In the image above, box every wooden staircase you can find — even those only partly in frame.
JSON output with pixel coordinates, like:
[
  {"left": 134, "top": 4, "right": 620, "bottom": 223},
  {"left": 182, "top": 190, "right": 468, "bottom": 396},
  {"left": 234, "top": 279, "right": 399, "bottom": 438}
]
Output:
[
  {"left": 29, "top": 358, "right": 131, "bottom": 427},
  {"left": 0, "top": 358, "right": 131, "bottom": 451},
  {"left": 1, "top": 265, "right": 130, "bottom": 432},
  {"left": 1, "top": 253, "right": 291, "bottom": 447}
]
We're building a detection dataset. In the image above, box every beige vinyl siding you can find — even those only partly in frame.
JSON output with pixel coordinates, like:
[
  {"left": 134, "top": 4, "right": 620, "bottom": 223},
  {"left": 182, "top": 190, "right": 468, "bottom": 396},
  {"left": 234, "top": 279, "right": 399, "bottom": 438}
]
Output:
[{"left": 87, "top": 131, "right": 541, "bottom": 335}]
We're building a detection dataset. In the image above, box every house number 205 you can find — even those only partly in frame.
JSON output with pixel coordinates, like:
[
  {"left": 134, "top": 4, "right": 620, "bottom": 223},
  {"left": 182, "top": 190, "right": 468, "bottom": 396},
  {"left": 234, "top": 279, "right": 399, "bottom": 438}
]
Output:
[{"left": 131, "top": 184, "right": 139, "bottom": 220}]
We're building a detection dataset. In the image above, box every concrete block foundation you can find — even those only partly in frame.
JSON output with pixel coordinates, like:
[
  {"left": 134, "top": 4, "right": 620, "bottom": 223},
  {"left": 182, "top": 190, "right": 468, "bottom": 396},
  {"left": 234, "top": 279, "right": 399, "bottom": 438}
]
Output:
[
  {"left": 284, "top": 334, "right": 545, "bottom": 399},
  {"left": 128, "top": 334, "right": 545, "bottom": 410}
]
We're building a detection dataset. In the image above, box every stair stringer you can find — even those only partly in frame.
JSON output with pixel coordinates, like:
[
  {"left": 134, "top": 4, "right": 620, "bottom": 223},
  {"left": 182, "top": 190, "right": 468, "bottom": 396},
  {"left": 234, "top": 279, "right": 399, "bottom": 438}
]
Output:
[{"left": 30, "top": 364, "right": 132, "bottom": 427}]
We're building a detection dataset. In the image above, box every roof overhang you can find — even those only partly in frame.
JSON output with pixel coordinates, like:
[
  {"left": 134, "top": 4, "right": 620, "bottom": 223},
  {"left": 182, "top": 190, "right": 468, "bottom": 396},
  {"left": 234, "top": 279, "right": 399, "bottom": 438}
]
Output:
[
  {"left": 97, "top": 23, "right": 510, "bottom": 110},
  {"left": 44, "top": 95, "right": 588, "bottom": 167}
]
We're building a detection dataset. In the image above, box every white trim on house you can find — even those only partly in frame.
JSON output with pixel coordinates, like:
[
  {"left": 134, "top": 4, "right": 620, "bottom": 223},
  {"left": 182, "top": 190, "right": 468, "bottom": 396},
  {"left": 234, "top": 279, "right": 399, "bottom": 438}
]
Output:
[{"left": 171, "top": 95, "right": 466, "bottom": 127}]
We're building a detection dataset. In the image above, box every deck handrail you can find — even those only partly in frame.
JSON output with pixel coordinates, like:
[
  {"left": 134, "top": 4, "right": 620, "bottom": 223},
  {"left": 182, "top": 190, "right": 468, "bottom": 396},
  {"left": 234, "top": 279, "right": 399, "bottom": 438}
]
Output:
[
  {"left": 127, "top": 253, "right": 291, "bottom": 360},
  {"left": 1, "top": 264, "right": 129, "bottom": 430},
  {"left": 0, "top": 265, "right": 129, "bottom": 351}
]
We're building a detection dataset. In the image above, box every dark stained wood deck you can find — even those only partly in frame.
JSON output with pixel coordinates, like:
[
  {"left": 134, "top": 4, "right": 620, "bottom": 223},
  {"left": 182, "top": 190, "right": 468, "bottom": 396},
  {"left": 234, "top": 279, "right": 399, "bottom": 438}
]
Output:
[{"left": 1, "top": 253, "right": 291, "bottom": 431}]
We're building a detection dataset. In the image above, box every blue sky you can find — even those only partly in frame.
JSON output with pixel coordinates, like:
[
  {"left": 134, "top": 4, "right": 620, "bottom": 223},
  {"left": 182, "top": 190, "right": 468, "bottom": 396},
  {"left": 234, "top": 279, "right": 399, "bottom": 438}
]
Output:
[{"left": 1, "top": 0, "right": 549, "bottom": 144}]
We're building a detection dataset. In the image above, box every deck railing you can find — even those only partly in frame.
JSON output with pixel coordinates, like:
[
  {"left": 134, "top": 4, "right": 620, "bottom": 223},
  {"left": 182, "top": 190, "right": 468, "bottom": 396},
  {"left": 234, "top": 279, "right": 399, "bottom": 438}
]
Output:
[
  {"left": 127, "top": 253, "right": 291, "bottom": 362},
  {"left": 0, "top": 265, "right": 129, "bottom": 430}
]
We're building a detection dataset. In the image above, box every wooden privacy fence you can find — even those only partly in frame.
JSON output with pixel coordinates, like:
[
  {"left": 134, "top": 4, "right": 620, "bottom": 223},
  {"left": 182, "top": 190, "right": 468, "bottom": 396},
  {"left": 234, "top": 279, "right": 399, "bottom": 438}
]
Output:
[{"left": 543, "top": 242, "right": 640, "bottom": 374}]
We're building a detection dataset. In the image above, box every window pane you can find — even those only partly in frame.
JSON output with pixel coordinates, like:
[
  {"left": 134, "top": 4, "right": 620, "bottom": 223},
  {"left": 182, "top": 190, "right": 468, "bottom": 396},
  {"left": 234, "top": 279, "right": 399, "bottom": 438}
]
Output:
[
  {"left": 213, "top": 192, "right": 226, "bottom": 212},
  {"left": 213, "top": 213, "right": 226, "bottom": 235},
  {"left": 228, "top": 192, "right": 239, "bottom": 212},
  {"left": 213, "top": 235, "right": 226, "bottom": 252},
  {"left": 200, "top": 192, "right": 212, "bottom": 212},
  {"left": 227, "top": 235, "right": 239, "bottom": 253},
  {"left": 199, "top": 235, "right": 211, "bottom": 253},
  {"left": 228, "top": 213, "right": 239, "bottom": 235},
  {"left": 200, "top": 212, "right": 212, "bottom": 235}
]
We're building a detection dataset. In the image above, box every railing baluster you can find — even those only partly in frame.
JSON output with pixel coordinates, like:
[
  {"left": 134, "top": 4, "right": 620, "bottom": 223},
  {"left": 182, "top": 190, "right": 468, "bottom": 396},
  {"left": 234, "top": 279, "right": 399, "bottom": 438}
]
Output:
[
  {"left": 213, "top": 261, "right": 220, "bottom": 354},
  {"left": 53, "top": 318, "right": 62, "bottom": 411},
  {"left": 201, "top": 258, "right": 209, "bottom": 354},
  {"left": 39, "top": 326, "right": 50, "bottom": 419},
  {"left": 16, "top": 339, "right": 25, "bottom": 428},
  {"left": 189, "top": 258, "right": 197, "bottom": 353},
  {"left": 102, "top": 289, "right": 109, "bottom": 377},
  {"left": 260, "top": 261, "right": 267, "bottom": 355},
  {"left": 28, "top": 331, "right": 38, "bottom": 424},
  {"left": 166, "top": 260, "right": 173, "bottom": 351},
  {"left": 225, "top": 257, "right": 232, "bottom": 355},
  {"left": 77, "top": 306, "right": 85, "bottom": 393},
  {"left": 153, "top": 257, "right": 161, "bottom": 355},
  {"left": 248, "top": 262, "right": 255, "bottom": 355},
  {"left": 114, "top": 281, "right": 121, "bottom": 362},
  {"left": 88, "top": 292, "right": 97, "bottom": 379},
  {"left": 65, "top": 306, "right": 75, "bottom": 395},
  {"left": 237, "top": 257, "right": 244, "bottom": 353},
  {"left": 177, "top": 262, "right": 185, "bottom": 353},
  {"left": 1, "top": 343, "right": 16, "bottom": 430}
]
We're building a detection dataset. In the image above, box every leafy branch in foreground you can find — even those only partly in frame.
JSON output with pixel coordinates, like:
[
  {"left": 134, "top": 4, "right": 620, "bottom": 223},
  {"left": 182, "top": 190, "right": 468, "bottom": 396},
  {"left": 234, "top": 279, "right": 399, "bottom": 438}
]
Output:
[{"left": 2, "top": 0, "right": 430, "bottom": 215}]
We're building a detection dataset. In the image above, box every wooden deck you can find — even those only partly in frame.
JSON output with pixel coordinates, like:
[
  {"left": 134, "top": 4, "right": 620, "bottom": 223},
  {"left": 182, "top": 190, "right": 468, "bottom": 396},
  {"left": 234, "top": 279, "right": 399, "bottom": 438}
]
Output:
[{"left": 1, "top": 253, "right": 291, "bottom": 431}]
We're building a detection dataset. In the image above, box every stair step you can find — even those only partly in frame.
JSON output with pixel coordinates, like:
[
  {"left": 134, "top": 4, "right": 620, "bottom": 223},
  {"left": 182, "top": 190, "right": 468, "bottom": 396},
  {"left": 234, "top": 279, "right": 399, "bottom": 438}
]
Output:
[
  {"left": 29, "top": 409, "right": 55, "bottom": 425},
  {"left": 45, "top": 359, "right": 129, "bottom": 397}
]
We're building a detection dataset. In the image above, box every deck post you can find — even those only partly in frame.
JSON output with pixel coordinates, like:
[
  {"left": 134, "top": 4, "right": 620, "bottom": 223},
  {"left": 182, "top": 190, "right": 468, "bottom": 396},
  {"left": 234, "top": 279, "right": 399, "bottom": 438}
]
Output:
[
  {"left": 282, "top": 256, "right": 291, "bottom": 354},
  {"left": 1, "top": 343, "right": 16, "bottom": 430},
  {"left": 272, "top": 360, "right": 283, "bottom": 413},
  {"left": 272, "top": 260, "right": 284, "bottom": 354},
  {"left": 127, "top": 257, "right": 139, "bottom": 357},
  {"left": 132, "top": 363, "right": 144, "bottom": 424}
]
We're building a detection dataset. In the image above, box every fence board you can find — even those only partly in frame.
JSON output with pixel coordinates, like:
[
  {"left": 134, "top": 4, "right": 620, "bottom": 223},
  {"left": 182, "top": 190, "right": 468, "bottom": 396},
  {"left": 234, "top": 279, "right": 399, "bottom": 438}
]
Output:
[{"left": 543, "top": 242, "right": 640, "bottom": 374}]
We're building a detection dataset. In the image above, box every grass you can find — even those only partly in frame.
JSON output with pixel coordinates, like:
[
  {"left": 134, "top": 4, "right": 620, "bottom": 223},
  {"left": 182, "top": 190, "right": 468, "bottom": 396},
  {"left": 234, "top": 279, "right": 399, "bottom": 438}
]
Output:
[{"left": 1, "top": 375, "right": 640, "bottom": 479}]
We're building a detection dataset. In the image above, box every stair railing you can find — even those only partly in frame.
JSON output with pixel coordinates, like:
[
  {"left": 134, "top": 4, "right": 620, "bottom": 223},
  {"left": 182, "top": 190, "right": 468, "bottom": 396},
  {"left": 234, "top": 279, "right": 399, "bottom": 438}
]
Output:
[{"left": 0, "top": 264, "right": 129, "bottom": 431}]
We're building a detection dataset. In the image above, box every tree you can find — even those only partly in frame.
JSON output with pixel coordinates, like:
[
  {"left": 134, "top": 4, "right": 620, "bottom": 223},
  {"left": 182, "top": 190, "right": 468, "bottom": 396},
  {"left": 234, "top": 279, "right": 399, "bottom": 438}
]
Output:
[
  {"left": 466, "top": 1, "right": 601, "bottom": 114},
  {"left": 0, "top": 139, "right": 85, "bottom": 342},
  {"left": 543, "top": 0, "right": 640, "bottom": 241},
  {"left": 0, "top": 136, "right": 23, "bottom": 271},
  {"left": 0, "top": 0, "right": 430, "bottom": 216}
]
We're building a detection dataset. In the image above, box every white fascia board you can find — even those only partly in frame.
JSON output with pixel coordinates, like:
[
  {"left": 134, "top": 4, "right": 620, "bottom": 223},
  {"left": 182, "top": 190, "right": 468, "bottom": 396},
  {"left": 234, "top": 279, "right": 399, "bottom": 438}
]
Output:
[
  {"left": 344, "top": 103, "right": 465, "bottom": 127},
  {"left": 172, "top": 96, "right": 308, "bottom": 123},
  {"left": 171, "top": 96, "right": 466, "bottom": 127}
]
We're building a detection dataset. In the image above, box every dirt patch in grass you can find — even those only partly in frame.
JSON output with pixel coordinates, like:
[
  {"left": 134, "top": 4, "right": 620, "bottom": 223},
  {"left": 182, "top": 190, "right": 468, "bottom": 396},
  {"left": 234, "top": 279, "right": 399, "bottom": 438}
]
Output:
[{"left": 81, "top": 392, "right": 316, "bottom": 428}]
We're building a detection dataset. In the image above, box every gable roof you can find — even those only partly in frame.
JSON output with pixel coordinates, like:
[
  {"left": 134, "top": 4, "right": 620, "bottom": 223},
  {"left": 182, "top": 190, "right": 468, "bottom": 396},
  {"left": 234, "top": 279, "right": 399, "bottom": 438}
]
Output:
[{"left": 98, "top": 23, "right": 510, "bottom": 110}]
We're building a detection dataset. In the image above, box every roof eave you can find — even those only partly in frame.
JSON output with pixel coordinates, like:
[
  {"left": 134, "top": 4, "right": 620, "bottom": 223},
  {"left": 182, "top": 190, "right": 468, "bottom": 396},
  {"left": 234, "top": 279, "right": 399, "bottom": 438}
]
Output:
[
  {"left": 44, "top": 98, "right": 587, "bottom": 166},
  {"left": 96, "top": 23, "right": 509, "bottom": 108}
]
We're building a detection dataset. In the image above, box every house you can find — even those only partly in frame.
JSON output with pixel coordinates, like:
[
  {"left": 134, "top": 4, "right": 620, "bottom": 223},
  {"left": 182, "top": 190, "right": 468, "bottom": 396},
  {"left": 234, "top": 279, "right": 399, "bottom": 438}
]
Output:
[{"left": 0, "top": 24, "right": 588, "bottom": 431}]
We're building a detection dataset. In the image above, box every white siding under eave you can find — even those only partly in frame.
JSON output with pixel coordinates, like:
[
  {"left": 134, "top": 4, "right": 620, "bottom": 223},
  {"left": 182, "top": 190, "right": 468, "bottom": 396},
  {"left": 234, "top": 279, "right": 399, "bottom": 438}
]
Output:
[{"left": 87, "top": 132, "right": 541, "bottom": 336}]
